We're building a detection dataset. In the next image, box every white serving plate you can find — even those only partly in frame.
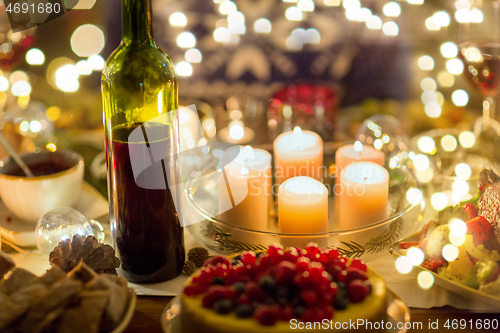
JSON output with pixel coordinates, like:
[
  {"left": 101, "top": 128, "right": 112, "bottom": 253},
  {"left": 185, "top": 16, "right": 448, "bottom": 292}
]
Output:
[
  {"left": 389, "top": 233, "right": 500, "bottom": 310},
  {"left": 0, "top": 181, "right": 108, "bottom": 247}
]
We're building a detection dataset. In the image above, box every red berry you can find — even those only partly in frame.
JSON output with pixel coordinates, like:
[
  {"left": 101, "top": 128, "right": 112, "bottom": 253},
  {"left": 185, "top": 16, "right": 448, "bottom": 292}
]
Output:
[
  {"left": 269, "top": 249, "right": 285, "bottom": 264},
  {"left": 257, "top": 254, "right": 272, "bottom": 271},
  {"left": 245, "top": 281, "right": 268, "bottom": 302},
  {"left": 241, "top": 251, "right": 257, "bottom": 265},
  {"left": 329, "top": 282, "right": 339, "bottom": 299},
  {"left": 336, "top": 270, "right": 348, "bottom": 283},
  {"left": 308, "top": 262, "right": 325, "bottom": 282},
  {"left": 204, "top": 256, "right": 230, "bottom": 268},
  {"left": 254, "top": 305, "right": 278, "bottom": 326},
  {"left": 221, "top": 286, "right": 237, "bottom": 300},
  {"left": 347, "top": 279, "right": 370, "bottom": 303},
  {"left": 283, "top": 248, "right": 299, "bottom": 263},
  {"left": 327, "top": 249, "right": 339, "bottom": 261},
  {"left": 268, "top": 245, "right": 284, "bottom": 257},
  {"left": 295, "top": 257, "right": 311, "bottom": 272},
  {"left": 237, "top": 293, "right": 251, "bottom": 305},
  {"left": 275, "top": 261, "right": 296, "bottom": 286},
  {"left": 324, "top": 263, "right": 342, "bottom": 281},
  {"left": 183, "top": 283, "right": 208, "bottom": 296},
  {"left": 279, "top": 306, "right": 295, "bottom": 321},
  {"left": 335, "top": 257, "right": 348, "bottom": 270},
  {"left": 319, "top": 252, "right": 331, "bottom": 265},
  {"left": 344, "top": 268, "right": 368, "bottom": 285},
  {"left": 202, "top": 286, "right": 226, "bottom": 308},
  {"left": 294, "top": 271, "right": 312, "bottom": 288},
  {"left": 323, "top": 306, "right": 335, "bottom": 320},
  {"left": 300, "top": 289, "right": 319, "bottom": 306},
  {"left": 349, "top": 259, "right": 367, "bottom": 272},
  {"left": 306, "top": 243, "right": 320, "bottom": 257}
]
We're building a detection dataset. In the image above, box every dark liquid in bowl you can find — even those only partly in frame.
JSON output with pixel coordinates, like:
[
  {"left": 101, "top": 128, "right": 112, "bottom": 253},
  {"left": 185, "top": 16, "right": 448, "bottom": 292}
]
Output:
[{"left": 5, "top": 160, "right": 73, "bottom": 177}]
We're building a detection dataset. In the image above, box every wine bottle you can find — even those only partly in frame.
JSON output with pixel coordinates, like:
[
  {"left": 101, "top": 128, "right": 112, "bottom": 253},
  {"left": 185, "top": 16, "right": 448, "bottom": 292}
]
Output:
[{"left": 101, "top": 0, "right": 185, "bottom": 283}]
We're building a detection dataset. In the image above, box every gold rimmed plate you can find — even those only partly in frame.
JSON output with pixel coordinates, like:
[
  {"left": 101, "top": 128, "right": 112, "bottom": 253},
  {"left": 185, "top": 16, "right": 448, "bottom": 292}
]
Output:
[
  {"left": 160, "top": 289, "right": 411, "bottom": 333},
  {"left": 110, "top": 288, "right": 137, "bottom": 333},
  {"left": 389, "top": 234, "right": 500, "bottom": 310}
]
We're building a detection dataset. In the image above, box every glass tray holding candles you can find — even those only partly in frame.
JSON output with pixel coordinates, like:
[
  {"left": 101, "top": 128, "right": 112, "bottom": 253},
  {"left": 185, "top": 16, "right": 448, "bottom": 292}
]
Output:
[{"left": 184, "top": 142, "right": 425, "bottom": 261}]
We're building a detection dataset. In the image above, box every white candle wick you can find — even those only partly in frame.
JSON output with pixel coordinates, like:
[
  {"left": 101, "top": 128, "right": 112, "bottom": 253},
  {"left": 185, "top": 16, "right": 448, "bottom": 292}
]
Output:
[
  {"left": 354, "top": 141, "right": 364, "bottom": 155},
  {"left": 293, "top": 126, "right": 304, "bottom": 150}
]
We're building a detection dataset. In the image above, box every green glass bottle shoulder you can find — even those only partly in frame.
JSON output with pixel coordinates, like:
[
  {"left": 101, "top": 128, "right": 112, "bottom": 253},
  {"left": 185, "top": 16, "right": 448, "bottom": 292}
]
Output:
[{"left": 102, "top": 41, "right": 178, "bottom": 128}]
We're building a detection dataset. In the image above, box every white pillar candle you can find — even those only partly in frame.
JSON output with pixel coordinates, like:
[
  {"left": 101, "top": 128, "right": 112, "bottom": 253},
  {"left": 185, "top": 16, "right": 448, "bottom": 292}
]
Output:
[
  {"left": 223, "top": 145, "right": 273, "bottom": 214},
  {"left": 278, "top": 176, "right": 328, "bottom": 247},
  {"left": 273, "top": 127, "right": 323, "bottom": 185},
  {"left": 218, "top": 166, "right": 268, "bottom": 232},
  {"left": 335, "top": 141, "right": 385, "bottom": 177},
  {"left": 339, "top": 161, "right": 389, "bottom": 230}
]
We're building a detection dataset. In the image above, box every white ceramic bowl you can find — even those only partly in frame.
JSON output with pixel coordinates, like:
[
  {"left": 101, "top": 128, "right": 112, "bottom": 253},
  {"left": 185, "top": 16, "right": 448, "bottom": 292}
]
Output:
[{"left": 0, "top": 150, "right": 84, "bottom": 224}]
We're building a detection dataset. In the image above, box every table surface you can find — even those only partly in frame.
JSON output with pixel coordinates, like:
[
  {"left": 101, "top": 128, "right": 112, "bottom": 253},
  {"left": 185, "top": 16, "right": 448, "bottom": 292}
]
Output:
[{"left": 126, "top": 296, "right": 500, "bottom": 333}]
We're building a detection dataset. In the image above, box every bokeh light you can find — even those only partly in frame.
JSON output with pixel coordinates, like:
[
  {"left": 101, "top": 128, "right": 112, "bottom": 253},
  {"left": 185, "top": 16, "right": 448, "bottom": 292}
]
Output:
[
  {"left": 441, "top": 135, "right": 457, "bottom": 152},
  {"left": 88, "top": 54, "right": 105, "bottom": 70},
  {"left": 0, "top": 77, "right": 9, "bottom": 92},
  {"left": 185, "top": 48, "right": 202, "bottom": 63},
  {"left": 421, "top": 78, "right": 437, "bottom": 91},
  {"left": 383, "top": 2, "right": 401, "bottom": 17},
  {"left": 417, "top": 136, "right": 435, "bottom": 153},
  {"left": 446, "top": 59, "right": 464, "bottom": 74},
  {"left": 71, "top": 24, "right": 105, "bottom": 57},
  {"left": 366, "top": 15, "right": 382, "bottom": 29},
  {"left": 177, "top": 32, "right": 196, "bottom": 48},
  {"left": 438, "top": 72, "right": 455, "bottom": 87},
  {"left": 406, "top": 188, "right": 423, "bottom": 205},
  {"left": 176, "top": 61, "right": 193, "bottom": 77},
  {"left": 214, "top": 27, "right": 231, "bottom": 42},
  {"left": 219, "top": 1, "right": 237, "bottom": 15},
  {"left": 169, "top": 12, "right": 187, "bottom": 27},
  {"left": 395, "top": 256, "right": 413, "bottom": 274},
  {"left": 407, "top": 247, "right": 425, "bottom": 266},
  {"left": 455, "top": 163, "right": 472, "bottom": 179},
  {"left": 254, "top": 18, "right": 272, "bottom": 33},
  {"left": 431, "top": 192, "right": 448, "bottom": 211},
  {"left": 76, "top": 60, "right": 92, "bottom": 75},
  {"left": 425, "top": 102, "right": 442, "bottom": 118},
  {"left": 382, "top": 21, "right": 399, "bottom": 36},
  {"left": 418, "top": 271, "right": 434, "bottom": 289},
  {"left": 418, "top": 55, "right": 434, "bottom": 70},
  {"left": 458, "top": 131, "right": 475, "bottom": 148},
  {"left": 449, "top": 218, "right": 467, "bottom": 237},
  {"left": 285, "top": 6, "right": 303, "bottom": 21},
  {"left": 442, "top": 244, "right": 459, "bottom": 261},
  {"left": 414, "top": 154, "right": 430, "bottom": 170},
  {"left": 451, "top": 89, "right": 469, "bottom": 106},
  {"left": 11, "top": 81, "right": 31, "bottom": 96},
  {"left": 441, "top": 42, "right": 458, "bottom": 58},
  {"left": 298, "top": 0, "right": 314, "bottom": 11},
  {"left": 433, "top": 11, "right": 450, "bottom": 27},
  {"left": 26, "top": 48, "right": 45, "bottom": 65}
]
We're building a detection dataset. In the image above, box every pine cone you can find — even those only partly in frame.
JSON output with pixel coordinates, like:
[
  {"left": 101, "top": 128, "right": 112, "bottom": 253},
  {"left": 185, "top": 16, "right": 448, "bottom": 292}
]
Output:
[
  {"left": 182, "top": 260, "right": 196, "bottom": 276},
  {"left": 187, "top": 247, "right": 209, "bottom": 267},
  {"left": 49, "top": 235, "right": 121, "bottom": 274}
]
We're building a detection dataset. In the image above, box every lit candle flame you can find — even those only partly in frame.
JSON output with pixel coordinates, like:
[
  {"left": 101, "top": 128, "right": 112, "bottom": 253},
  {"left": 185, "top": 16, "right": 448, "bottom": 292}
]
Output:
[
  {"left": 241, "top": 145, "right": 255, "bottom": 163},
  {"left": 354, "top": 141, "right": 363, "bottom": 153},
  {"left": 293, "top": 126, "right": 304, "bottom": 150},
  {"left": 241, "top": 167, "right": 249, "bottom": 177},
  {"left": 229, "top": 122, "right": 245, "bottom": 141}
]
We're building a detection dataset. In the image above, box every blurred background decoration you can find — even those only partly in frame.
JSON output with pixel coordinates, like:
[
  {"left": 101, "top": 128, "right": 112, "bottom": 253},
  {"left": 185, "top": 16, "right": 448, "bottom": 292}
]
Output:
[{"left": 0, "top": 0, "right": 496, "bottom": 197}]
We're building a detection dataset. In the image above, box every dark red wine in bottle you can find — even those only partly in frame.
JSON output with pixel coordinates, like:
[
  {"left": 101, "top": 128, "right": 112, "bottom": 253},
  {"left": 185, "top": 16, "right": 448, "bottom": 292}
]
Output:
[{"left": 101, "top": 0, "right": 184, "bottom": 283}]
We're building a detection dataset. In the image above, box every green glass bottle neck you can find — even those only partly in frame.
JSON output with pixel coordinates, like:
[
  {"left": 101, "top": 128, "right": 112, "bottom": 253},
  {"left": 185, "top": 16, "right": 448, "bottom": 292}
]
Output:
[{"left": 122, "top": 0, "right": 154, "bottom": 44}]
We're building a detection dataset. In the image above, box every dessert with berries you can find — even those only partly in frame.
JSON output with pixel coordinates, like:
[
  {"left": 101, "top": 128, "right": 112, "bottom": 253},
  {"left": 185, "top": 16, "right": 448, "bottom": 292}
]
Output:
[{"left": 181, "top": 244, "right": 387, "bottom": 332}]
